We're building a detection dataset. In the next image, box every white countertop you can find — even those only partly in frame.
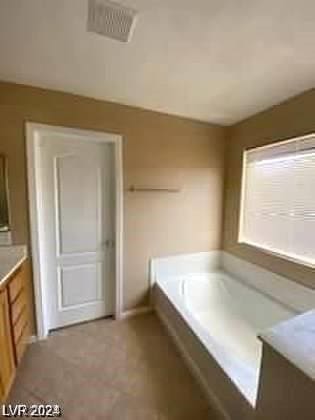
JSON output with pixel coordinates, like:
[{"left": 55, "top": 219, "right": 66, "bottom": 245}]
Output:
[
  {"left": 0, "top": 245, "right": 28, "bottom": 287},
  {"left": 260, "top": 310, "right": 315, "bottom": 381}
]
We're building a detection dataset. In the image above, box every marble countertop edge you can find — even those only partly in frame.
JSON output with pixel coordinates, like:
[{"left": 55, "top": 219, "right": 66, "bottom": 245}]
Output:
[
  {"left": 0, "top": 245, "right": 28, "bottom": 289},
  {"left": 259, "top": 309, "right": 315, "bottom": 381}
]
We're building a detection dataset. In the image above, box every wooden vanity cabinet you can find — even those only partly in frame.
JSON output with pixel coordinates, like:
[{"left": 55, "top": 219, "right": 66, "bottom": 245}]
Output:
[
  {"left": 8, "top": 263, "right": 30, "bottom": 365},
  {"left": 0, "top": 288, "right": 15, "bottom": 401},
  {"left": 0, "top": 260, "right": 31, "bottom": 402}
]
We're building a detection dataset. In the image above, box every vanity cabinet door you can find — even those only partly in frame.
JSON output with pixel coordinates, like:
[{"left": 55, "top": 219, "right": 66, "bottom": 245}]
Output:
[{"left": 0, "top": 288, "right": 15, "bottom": 402}]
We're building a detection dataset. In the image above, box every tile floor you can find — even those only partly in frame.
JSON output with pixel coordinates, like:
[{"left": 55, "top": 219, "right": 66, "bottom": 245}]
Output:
[{"left": 8, "top": 313, "right": 223, "bottom": 419}]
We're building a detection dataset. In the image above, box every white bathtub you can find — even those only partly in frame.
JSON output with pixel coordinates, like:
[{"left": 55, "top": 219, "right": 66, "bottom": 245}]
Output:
[
  {"left": 152, "top": 252, "right": 315, "bottom": 418},
  {"left": 159, "top": 271, "right": 294, "bottom": 404}
]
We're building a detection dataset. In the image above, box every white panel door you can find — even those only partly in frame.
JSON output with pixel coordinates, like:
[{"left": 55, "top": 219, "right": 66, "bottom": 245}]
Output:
[{"left": 39, "top": 134, "right": 114, "bottom": 330}]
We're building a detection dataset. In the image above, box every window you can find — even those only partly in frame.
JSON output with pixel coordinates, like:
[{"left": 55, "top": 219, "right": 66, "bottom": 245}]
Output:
[{"left": 239, "top": 134, "right": 315, "bottom": 268}]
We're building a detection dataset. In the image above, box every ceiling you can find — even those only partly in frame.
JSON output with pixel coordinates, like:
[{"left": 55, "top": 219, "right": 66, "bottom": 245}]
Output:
[{"left": 0, "top": 0, "right": 314, "bottom": 125}]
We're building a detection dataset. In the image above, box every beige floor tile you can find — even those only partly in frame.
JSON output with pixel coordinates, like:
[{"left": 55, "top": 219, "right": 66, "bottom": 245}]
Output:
[
  {"left": 105, "top": 394, "right": 161, "bottom": 420},
  {"left": 7, "top": 385, "right": 65, "bottom": 419},
  {"left": 8, "top": 313, "right": 224, "bottom": 420},
  {"left": 8, "top": 384, "right": 43, "bottom": 406}
]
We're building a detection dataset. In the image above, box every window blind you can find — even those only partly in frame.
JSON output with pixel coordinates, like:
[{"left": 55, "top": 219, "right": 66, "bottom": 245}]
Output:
[{"left": 239, "top": 134, "right": 315, "bottom": 267}]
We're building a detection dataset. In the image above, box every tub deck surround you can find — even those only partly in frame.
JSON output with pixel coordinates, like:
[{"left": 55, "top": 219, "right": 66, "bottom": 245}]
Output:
[
  {"left": 260, "top": 310, "right": 315, "bottom": 381},
  {"left": 0, "top": 245, "right": 28, "bottom": 287},
  {"left": 151, "top": 251, "right": 315, "bottom": 420},
  {"left": 150, "top": 251, "right": 221, "bottom": 282},
  {"left": 152, "top": 251, "right": 315, "bottom": 313},
  {"left": 221, "top": 252, "right": 315, "bottom": 313}
]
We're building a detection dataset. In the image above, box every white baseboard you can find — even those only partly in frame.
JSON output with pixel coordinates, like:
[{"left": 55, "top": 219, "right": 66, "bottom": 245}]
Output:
[
  {"left": 156, "top": 307, "right": 230, "bottom": 420},
  {"left": 121, "top": 305, "right": 153, "bottom": 320}
]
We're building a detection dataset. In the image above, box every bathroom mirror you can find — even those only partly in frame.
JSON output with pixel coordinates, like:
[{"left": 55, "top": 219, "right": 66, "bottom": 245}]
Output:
[{"left": 0, "top": 155, "right": 10, "bottom": 231}]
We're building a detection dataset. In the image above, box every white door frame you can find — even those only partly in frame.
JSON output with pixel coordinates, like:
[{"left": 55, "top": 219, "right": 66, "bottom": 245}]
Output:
[{"left": 26, "top": 123, "right": 124, "bottom": 340}]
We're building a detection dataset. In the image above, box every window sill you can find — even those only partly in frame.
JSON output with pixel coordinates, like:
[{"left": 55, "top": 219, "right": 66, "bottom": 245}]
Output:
[{"left": 238, "top": 239, "right": 315, "bottom": 270}]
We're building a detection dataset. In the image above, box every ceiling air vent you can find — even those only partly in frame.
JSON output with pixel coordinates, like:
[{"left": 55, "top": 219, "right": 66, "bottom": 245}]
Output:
[{"left": 87, "top": 0, "right": 138, "bottom": 43}]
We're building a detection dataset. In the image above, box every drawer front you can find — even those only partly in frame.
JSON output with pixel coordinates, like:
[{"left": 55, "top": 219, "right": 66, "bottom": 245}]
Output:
[
  {"left": 11, "top": 290, "right": 27, "bottom": 326},
  {"left": 13, "top": 308, "right": 28, "bottom": 345},
  {"left": 15, "top": 323, "right": 29, "bottom": 364},
  {"left": 8, "top": 260, "right": 31, "bottom": 367},
  {"left": 8, "top": 268, "right": 23, "bottom": 303}
]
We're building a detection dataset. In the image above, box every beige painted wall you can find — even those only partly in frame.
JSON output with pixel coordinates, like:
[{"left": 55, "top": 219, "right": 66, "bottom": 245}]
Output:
[
  {"left": 0, "top": 81, "right": 226, "bottom": 314},
  {"left": 223, "top": 89, "right": 315, "bottom": 289}
]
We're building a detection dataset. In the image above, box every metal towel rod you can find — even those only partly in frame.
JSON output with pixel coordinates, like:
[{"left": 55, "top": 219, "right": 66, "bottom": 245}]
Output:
[{"left": 127, "top": 185, "right": 181, "bottom": 193}]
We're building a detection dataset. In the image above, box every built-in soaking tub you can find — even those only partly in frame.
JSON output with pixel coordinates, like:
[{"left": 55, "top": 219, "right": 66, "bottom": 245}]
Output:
[{"left": 151, "top": 252, "right": 315, "bottom": 420}]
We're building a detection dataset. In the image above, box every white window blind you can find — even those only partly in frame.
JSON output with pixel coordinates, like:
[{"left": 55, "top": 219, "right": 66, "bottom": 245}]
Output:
[{"left": 239, "top": 134, "right": 315, "bottom": 267}]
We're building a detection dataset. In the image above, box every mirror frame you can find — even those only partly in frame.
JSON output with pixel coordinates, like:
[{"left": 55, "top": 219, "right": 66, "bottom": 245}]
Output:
[{"left": 0, "top": 155, "right": 10, "bottom": 231}]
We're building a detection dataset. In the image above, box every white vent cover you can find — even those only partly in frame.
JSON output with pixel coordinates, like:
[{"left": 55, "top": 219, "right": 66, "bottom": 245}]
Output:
[{"left": 87, "top": 0, "right": 137, "bottom": 43}]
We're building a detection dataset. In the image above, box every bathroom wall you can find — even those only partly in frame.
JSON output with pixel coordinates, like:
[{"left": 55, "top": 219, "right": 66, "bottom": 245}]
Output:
[
  {"left": 0, "top": 81, "right": 226, "bottom": 315},
  {"left": 223, "top": 89, "right": 315, "bottom": 289}
]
